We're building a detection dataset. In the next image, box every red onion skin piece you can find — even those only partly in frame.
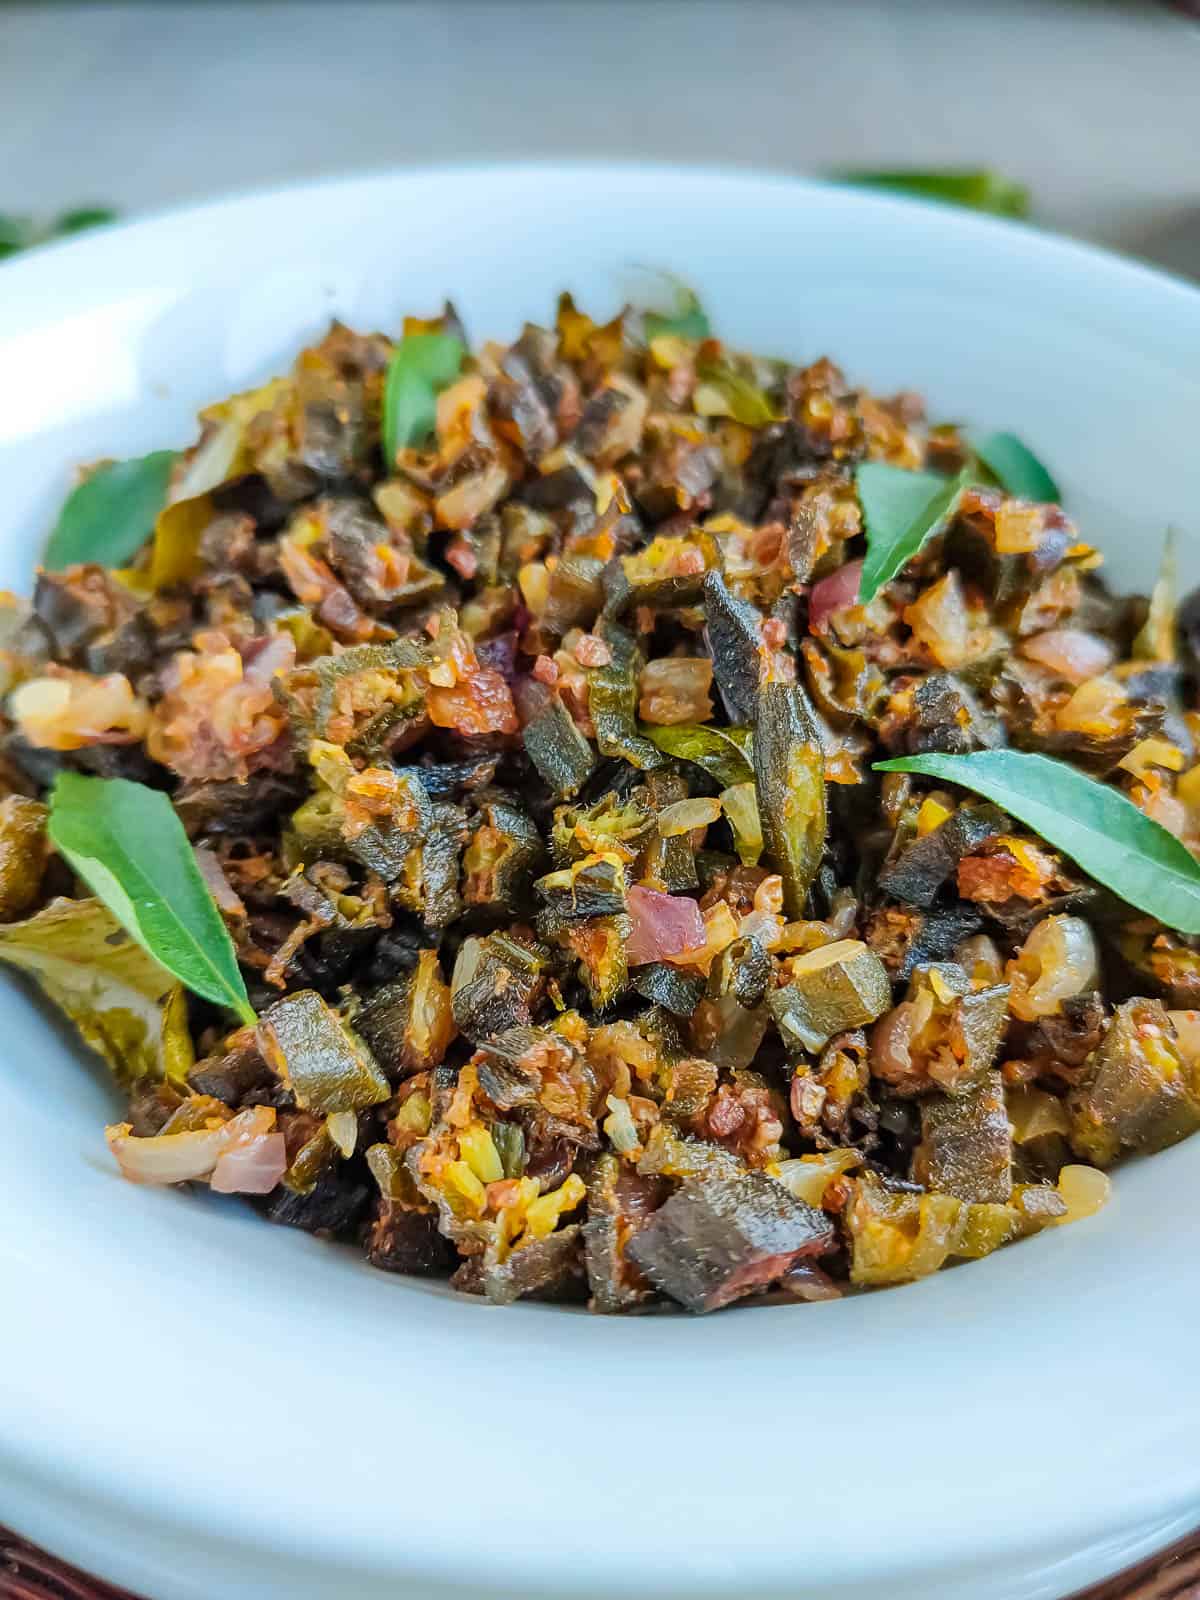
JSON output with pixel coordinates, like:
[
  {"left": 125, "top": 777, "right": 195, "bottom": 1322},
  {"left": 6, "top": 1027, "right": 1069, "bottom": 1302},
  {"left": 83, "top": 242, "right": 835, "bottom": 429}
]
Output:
[
  {"left": 809, "top": 560, "right": 863, "bottom": 632},
  {"left": 625, "top": 885, "right": 705, "bottom": 966},
  {"left": 1020, "top": 629, "right": 1116, "bottom": 684},
  {"left": 211, "top": 1132, "right": 288, "bottom": 1195}
]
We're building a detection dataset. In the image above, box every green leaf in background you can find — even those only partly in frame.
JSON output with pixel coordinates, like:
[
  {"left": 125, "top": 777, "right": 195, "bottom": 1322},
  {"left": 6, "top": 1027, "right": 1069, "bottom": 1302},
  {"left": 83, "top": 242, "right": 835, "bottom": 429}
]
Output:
[
  {"left": 382, "top": 331, "right": 465, "bottom": 464},
  {"left": 641, "top": 722, "right": 755, "bottom": 787},
  {"left": 874, "top": 749, "right": 1200, "bottom": 935},
  {"left": 695, "top": 361, "right": 781, "bottom": 427},
  {"left": 43, "top": 449, "right": 177, "bottom": 571},
  {"left": 0, "top": 206, "right": 119, "bottom": 261},
  {"left": 644, "top": 285, "right": 711, "bottom": 343},
  {"left": 834, "top": 168, "right": 1030, "bottom": 218},
  {"left": 47, "top": 773, "right": 256, "bottom": 1024},
  {"left": 974, "top": 431, "right": 1061, "bottom": 502},
  {"left": 52, "top": 206, "right": 118, "bottom": 237},
  {"left": 855, "top": 462, "right": 968, "bottom": 603},
  {"left": 0, "top": 213, "right": 36, "bottom": 260}
]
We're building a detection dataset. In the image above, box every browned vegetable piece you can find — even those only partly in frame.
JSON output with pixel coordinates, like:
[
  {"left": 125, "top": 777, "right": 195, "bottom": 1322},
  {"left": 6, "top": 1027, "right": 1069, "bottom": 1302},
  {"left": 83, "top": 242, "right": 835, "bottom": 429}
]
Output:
[
  {"left": 522, "top": 693, "right": 596, "bottom": 799},
  {"left": 788, "top": 1029, "right": 872, "bottom": 1148},
  {"left": 913, "top": 1071, "right": 1013, "bottom": 1203},
  {"left": 844, "top": 1172, "right": 966, "bottom": 1286},
  {"left": 450, "top": 933, "right": 545, "bottom": 1043},
  {"left": 583, "top": 1153, "right": 665, "bottom": 1313},
  {"left": 468, "top": 1225, "right": 586, "bottom": 1306},
  {"left": 462, "top": 798, "right": 545, "bottom": 908},
  {"left": 1067, "top": 999, "right": 1200, "bottom": 1166},
  {"left": 878, "top": 803, "right": 1008, "bottom": 909},
  {"left": 365, "top": 1145, "right": 455, "bottom": 1275},
  {"left": 870, "top": 963, "right": 1009, "bottom": 1096},
  {"left": 703, "top": 569, "right": 763, "bottom": 725},
  {"left": 355, "top": 949, "right": 455, "bottom": 1076},
  {"left": 567, "top": 913, "right": 630, "bottom": 1009},
  {"left": 768, "top": 939, "right": 892, "bottom": 1055},
  {"left": 626, "top": 1170, "right": 834, "bottom": 1314},
  {"left": 753, "top": 683, "right": 827, "bottom": 918},
  {"left": 0, "top": 795, "right": 50, "bottom": 920},
  {"left": 257, "top": 988, "right": 390, "bottom": 1113},
  {"left": 863, "top": 902, "right": 984, "bottom": 982}
]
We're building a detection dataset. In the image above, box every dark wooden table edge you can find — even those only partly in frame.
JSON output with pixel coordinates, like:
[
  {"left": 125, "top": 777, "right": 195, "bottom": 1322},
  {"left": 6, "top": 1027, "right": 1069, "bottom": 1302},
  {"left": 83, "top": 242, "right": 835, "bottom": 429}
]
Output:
[{"left": 4, "top": 1523, "right": 1200, "bottom": 1600}]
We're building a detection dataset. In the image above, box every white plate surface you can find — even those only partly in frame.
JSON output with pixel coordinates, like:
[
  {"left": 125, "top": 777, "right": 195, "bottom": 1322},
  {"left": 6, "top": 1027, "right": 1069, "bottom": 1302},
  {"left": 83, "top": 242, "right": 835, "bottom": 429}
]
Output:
[{"left": 1, "top": 165, "right": 1199, "bottom": 1600}]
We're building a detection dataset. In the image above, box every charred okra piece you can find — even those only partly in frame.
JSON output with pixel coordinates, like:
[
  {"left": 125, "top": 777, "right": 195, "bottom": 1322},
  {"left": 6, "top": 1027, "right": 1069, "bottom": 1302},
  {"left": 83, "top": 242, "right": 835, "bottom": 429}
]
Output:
[
  {"left": 355, "top": 948, "right": 456, "bottom": 1076},
  {"left": 258, "top": 988, "right": 390, "bottom": 1113},
  {"left": 522, "top": 693, "right": 596, "bottom": 799},
  {"left": 626, "top": 1169, "right": 835, "bottom": 1313},
  {"left": 1067, "top": 999, "right": 1200, "bottom": 1166},
  {"left": 913, "top": 1071, "right": 1013, "bottom": 1203},
  {"left": 753, "top": 682, "right": 827, "bottom": 917},
  {"left": 768, "top": 939, "right": 892, "bottom": 1055}
]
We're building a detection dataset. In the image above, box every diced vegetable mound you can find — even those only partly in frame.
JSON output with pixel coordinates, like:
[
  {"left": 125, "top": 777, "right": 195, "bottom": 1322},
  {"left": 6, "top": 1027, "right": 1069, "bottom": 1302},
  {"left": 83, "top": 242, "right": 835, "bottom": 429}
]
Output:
[{"left": 3, "top": 288, "right": 1197, "bottom": 1314}]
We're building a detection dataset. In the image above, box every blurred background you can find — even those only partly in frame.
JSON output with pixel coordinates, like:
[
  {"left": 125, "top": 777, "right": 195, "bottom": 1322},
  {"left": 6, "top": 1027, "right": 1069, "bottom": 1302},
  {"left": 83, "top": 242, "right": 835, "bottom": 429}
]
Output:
[{"left": 2, "top": 0, "right": 1199, "bottom": 277}]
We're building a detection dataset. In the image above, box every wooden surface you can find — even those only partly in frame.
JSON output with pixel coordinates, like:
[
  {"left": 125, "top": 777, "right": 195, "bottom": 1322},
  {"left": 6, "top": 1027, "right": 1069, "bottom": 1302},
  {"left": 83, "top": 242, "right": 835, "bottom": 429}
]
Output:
[{"left": 3, "top": 1523, "right": 1200, "bottom": 1600}]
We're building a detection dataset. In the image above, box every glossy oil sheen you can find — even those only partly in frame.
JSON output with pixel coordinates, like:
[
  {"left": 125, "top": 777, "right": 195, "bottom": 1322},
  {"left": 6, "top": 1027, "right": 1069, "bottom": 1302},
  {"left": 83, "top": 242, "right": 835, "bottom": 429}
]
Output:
[{"left": 0, "top": 165, "right": 1198, "bottom": 1600}]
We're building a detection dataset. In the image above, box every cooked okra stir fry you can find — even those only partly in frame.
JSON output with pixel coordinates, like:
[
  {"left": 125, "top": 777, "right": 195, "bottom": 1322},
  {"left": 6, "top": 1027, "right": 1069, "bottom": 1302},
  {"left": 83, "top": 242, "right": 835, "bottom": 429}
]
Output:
[{"left": 2, "top": 288, "right": 1199, "bottom": 1314}]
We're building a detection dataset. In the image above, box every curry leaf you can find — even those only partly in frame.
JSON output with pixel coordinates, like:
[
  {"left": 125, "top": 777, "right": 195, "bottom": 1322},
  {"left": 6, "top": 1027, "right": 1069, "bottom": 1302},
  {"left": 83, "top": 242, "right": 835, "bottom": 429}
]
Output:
[
  {"left": 695, "top": 362, "right": 781, "bottom": 427},
  {"left": 834, "top": 169, "right": 1030, "bottom": 218},
  {"left": 382, "top": 332, "right": 465, "bottom": 464},
  {"left": 644, "top": 286, "right": 710, "bottom": 343},
  {"left": 44, "top": 450, "right": 177, "bottom": 571},
  {"left": 53, "top": 207, "right": 118, "bottom": 238},
  {"left": 47, "top": 774, "right": 256, "bottom": 1023},
  {"left": 0, "top": 213, "right": 35, "bottom": 260},
  {"left": 641, "top": 722, "right": 754, "bottom": 787},
  {"left": 974, "top": 431, "right": 1060, "bottom": 503},
  {"left": 0, "top": 898, "right": 194, "bottom": 1089},
  {"left": 856, "top": 463, "right": 968, "bottom": 603},
  {"left": 873, "top": 749, "right": 1200, "bottom": 935},
  {"left": 0, "top": 206, "right": 118, "bottom": 260}
]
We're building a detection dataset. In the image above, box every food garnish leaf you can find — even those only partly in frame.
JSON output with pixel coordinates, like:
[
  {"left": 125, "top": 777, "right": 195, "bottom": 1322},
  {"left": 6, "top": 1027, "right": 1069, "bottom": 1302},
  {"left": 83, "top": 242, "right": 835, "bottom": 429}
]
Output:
[
  {"left": 382, "top": 332, "right": 465, "bottom": 464},
  {"left": 974, "top": 431, "right": 1061, "bottom": 503},
  {"left": 44, "top": 450, "right": 177, "bottom": 571},
  {"left": 0, "top": 206, "right": 119, "bottom": 259},
  {"left": 0, "top": 214, "right": 35, "bottom": 260},
  {"left": 856, "top": 463, "right": 967, "bottom": 603},
  {"left": 834, "top": 168, "right": 1030, "bottom": 218},
  {"left": 874, "top": 749, "right": 1200, "bottom": 935},
  {"left": 47, "top": 773, "right": 256, "bottom": 1023},
  {"left": 53, "top": 207, "right": 119, "bottom": 237},
  {"left": 644, "top": 285, "right": 710, "bottom": 343},
  {"left": 641, "top": 722, "right": 755, "bottom": 787},
  {"left": 0, "top": 896, "right": 193, "bottom": 1088},
  {"left": 695, "top": 361, "right": 780, "bottom": 427}
]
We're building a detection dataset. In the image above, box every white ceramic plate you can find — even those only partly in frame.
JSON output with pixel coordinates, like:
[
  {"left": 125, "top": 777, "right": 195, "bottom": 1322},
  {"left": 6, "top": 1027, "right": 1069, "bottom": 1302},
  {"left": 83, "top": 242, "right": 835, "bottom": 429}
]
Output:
[{"left": 1, "top": 165, "right": 1199, "bottom": 1600}]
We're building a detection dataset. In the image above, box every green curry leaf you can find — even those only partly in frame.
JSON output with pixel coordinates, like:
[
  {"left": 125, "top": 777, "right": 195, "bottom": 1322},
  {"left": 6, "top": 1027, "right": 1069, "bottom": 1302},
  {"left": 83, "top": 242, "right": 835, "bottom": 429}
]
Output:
[
  {"left": 834, "top": 169, "right": 1030, "bottom": 218},
  {"left": 47, "top": 774, "right": 255, "bottom": 1023},
  {"left": 44, "top": 450, "right": 177, "bottom": 571},
  {"left": 974, "top": 431, "right": 1061, "bottom": 503},
  {"left": 856, "top": 462, "right": 968, "bottom": 604},
  {"left": 874, "top": 749, "right": 1200, "bottom": 935},
  {"left": 644, "top": 286, "right": 710, "bottom": 343},
  {"left": 641, "top": 723, "right": 754, "bottom": 787},
  {"left": 695, "top": 361, "right": 780, "bottom": 427},
  {"left": 382, "top": 332, "right": 465, "bottom": 464},
  {"left": 53, "top": 207, "right": 119, "bottom": 237}
]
